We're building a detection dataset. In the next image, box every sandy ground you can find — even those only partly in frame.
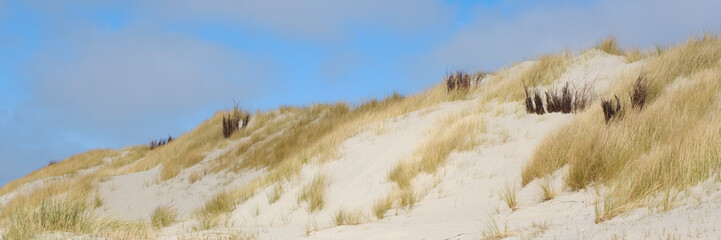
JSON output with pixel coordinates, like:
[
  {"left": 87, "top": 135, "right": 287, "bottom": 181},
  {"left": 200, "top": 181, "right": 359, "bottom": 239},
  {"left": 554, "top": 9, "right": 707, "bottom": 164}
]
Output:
[{"left": 5, "top": 50, "right": 721, "bottom": 239}]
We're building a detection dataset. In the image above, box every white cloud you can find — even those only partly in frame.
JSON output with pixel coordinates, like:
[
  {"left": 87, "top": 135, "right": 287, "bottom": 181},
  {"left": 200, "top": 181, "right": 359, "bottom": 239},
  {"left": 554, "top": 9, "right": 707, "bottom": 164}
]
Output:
[
  {"left": 146, "top": 0, "right": 452, "bottom": 40},
  {"left": 30, "top": 27, "right": 274, "bottom": 124},
  {"left": 423, "top": 0, "right": 721, "bottom": 71}
]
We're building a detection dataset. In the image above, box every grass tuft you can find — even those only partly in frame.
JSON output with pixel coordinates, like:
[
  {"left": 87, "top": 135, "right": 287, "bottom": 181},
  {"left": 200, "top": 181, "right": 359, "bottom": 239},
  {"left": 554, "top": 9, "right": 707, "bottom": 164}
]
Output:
[
  {"left": 500, "top": 183, "right": 518, "bottom": 211},
  {"left": 198, "top": 191, "right": 236, "bottom": 218},
  {"left": 267, "top": 183, "right": 283, "bottom": 204},
  {"left": 150, "top": 205, "right": 178, "bottom": 229},
  {"left": 372, "top": 195, "right": 394, "bottom": 219},
  {"left": 596, "top": 36, "right": 622, "bottom": 55},
  {"left": 298, "top": 174, "right": 328, "bottom": 213},
  {"left": 480, "top": 215, "right": 510, "bottom": 240},
  {"left": 333, "top": 209, "right": 364, "bottom": 226},
  {"left": 535, "top": 177, "right": 555, "bottom": 202}
]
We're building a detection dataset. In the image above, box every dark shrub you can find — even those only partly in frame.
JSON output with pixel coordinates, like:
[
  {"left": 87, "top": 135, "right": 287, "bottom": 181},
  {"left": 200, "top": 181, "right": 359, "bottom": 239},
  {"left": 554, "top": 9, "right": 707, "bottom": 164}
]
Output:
[
  {"left": 630, "top": 74, "right": 648, "bottom": 110},
  {"left": 222, "top": 106, "right": 250, "bottom": 138},
  {"left": 445, "top": 71, "right": 471, "bottom": 92},
  {"left": 560, "top": 82, "right": 573, "bottom": 113},
  {"left": 601, "top": 95, "right": 622, "bottom": 123},
  {"left": 524, "top": 87, "right": 535, "bottom": 114},
  {"left": 573, "top": 82, "right": 594, "bottom": 113},
  {"left": 473, "top": 71, "right": 488, "bottom": 86},
  {"left": 149, "top": 135, "right": 174, "bottom": 150},
  {"left": 533, "top": 89, "right": 545, "bottom": 115},
  {"left": 545, "top": 89, "right": 561, "bottom": 113}
]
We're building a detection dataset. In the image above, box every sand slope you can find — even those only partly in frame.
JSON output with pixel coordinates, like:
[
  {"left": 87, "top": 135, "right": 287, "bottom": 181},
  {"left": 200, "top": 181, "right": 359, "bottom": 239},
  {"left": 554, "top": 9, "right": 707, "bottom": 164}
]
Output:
[{"left": 4, "top": 50, "right": 721, "bottom": 239}]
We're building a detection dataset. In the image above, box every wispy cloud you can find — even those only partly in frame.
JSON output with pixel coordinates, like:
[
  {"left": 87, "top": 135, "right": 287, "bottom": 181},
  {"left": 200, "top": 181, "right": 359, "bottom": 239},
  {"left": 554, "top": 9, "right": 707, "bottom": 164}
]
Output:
[
  {"left": 147, "top": 0, "right": 453, "bottom": 40},
  {"left": 30, "top": 28, "right": 273, "bottom": 124},
  {"left": 422, "top": 0, "right": 721, "bottom": 71}
]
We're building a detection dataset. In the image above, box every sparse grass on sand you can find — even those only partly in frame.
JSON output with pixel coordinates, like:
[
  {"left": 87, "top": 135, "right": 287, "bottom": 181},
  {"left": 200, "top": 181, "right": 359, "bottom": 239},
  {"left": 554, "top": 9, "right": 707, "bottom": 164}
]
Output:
[
  {"left": 1, "top": 192, "right": 151, "bottom": 240},
  {"left": 151, "top": 205, "right": 178, "bottom": 229},
  {"left": 596, "top": 36, "right": 623, "bottom": 56},
  {"left": 372, "top": 195, "right": 394, "bottom": 219},
  {"left": 500, "top": 182, "right": 518, "bottom": 210},
  {"left": 0, "top": 146, "right": 154, "bottom": 239},
  {"left": 333, "top": 209, "right": 365, "bottom": 226},
  {"left": 535, "top": 177, "right": 555, "bottom": 202},
  {"left": 298, "top": 173, "right": 328, "bottom": 213},
  {"left": 0, "top": 149, "right": 118, "bottom": 197},
  {"left": 196, "top": 84, "right": 480, "bottom": 217},
  {"left": 522, "top": 34, "right": 721, "bottom": 221},
  {"left": 197, "top": 191, "right": 237, "bottom": 219},
  {"left": 481, "top": 215, "right": 510, "bottom": 240},
  {"left": 387, "top": 110, "right": 486, "bottom": 209},
  {"left": 482, "top": 52, "right": 572, "bottom": 103}
]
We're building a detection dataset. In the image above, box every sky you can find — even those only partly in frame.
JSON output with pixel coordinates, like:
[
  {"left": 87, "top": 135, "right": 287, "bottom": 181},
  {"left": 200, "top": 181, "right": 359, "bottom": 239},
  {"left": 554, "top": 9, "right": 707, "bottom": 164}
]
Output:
[{"left": 1, "top": 0, "right": 720, "bottom": 186}]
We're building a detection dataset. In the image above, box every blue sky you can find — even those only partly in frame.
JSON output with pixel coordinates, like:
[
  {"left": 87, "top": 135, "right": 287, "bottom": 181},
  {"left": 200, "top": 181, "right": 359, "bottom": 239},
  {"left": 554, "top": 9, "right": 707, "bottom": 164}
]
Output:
[{"left": 1, "top": 0, "right": 720, "bottom": 186}]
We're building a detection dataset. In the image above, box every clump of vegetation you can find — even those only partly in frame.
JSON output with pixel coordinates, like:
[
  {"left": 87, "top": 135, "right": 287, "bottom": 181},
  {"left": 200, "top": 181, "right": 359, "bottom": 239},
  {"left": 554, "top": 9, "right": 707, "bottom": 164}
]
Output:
[
  {"left": 222, "top": 106, "right": 250, "bottom": 139},
  {"left": 487, "top": 52, "right": 571, "bottom": 103},
  {"left": 543, "top": 83, "right": 573, "bottom": 114},
  {"left": 149, "top": 135, "right": 174, "bottom": 150},
  {"left": 629, "top": 74, "right": 648, "bottom": 110},
  {"left": 333, "top": 209, "right": 364, "bottom": 226},
  {"left": 526, "top": 82, "right": 595, "bottom": 115},
  {"left": 197, "top": 191, "right": 236, "bottom": 219},
  {"left": 524, "top": 86, "right": 546, "bottom": 115},
  {"left": 0, "top": 149, "right": 118, "bottom": 197},
  {"left": 500, "top": 183, "right": 518, "bottom": 211},
  {"left": 150, "top": 205, "right": 177, "bottom": 229},
  {"left": 532, "top": 89, "right": 545, "bottom": 115},
  {"left": 267, "top": 183, "right": 283, "bottom": 204},
  {"left": 573, "top": 82, "right": 595, "bottom": 113},
  {"left": 524, "top": 87, "right": 536, "bottom": 114},
  {"left": 2, "top": 196, "right": 150, "bottom": 240},
  {"left": 535, "top": 177, "right": 555, "bottom": 202},
  {"left": 445, "top": 70, "right": 471, "bottom": 92},
  {"left": 596, "top": 36, "right": 623, "bottom": 55},
  {"left": 481, "top": 215, "right": 510, "bottom": 239},
  {"left": 523, "top": 34, "right": 721, "bottom": 222},
  {"left": 372, "top": 195, "right": 394, "bottom": 219},
  {"left": 601, "top": 95, "right": 622, "bottom": 123},
  {"left": 298, "top": 174, "right": 327, "bottom": 213}
]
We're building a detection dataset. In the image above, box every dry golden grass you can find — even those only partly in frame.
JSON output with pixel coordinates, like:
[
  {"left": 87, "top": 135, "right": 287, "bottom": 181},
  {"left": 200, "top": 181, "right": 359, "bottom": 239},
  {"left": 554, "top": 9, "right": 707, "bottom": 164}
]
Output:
[
  {"left": 266, "top": 183, "right": 283, "bottom": 204},
  {"left": 535, "top": 177, "right": 555, "bottom": 202},
  {"left": 197, "top": 191, "right": 237, "bottom": 218},
  {"left": 500, "top": 183, "right": 518, "bottom": 210},
  {"left": 194, "top": 84, "right": 479, "bottom": 218},
  {"left": 333, "top": 209, "right": 365, "bottom": 226},
  {"left": 386, "top": 109, "right": 487, "bottom": 209},
  {"left": 596, "top": 36, "right": 623, "bottom": 56},
  {"left": 623, "top": 48, "right": 644, "bottom": 63},
  {"left": 1, "top": 190, "right": 151, "bottom": 240},
  {"left": 372, "top": 195, "right": 394, "bottom": 219},
  {"left": 482, "top": 52, "right": 572, "bottom": 103},
  {"left": 298, "top": 173, "right": 328, "bottom": 213},
  {"left": 0, "top": 149, "right": 117, "bottom": 197},
  {"left": 151, "top": 205, "right": 178, "bottom": 229},
  {"left": 481, "top": 215, "right": 510, "bottom": 240},
  {"left": 523, "top": 34, "right": 721, "bottom": 221},
  {"left": 125, "top": 111, "right": 232, "bottom": 180}
]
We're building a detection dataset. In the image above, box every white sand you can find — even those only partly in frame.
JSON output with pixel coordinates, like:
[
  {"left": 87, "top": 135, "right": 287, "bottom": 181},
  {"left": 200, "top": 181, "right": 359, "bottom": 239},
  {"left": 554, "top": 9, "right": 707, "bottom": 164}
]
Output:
[{"left": 5, "top": 51, "right": 721, "bottom": 239}]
